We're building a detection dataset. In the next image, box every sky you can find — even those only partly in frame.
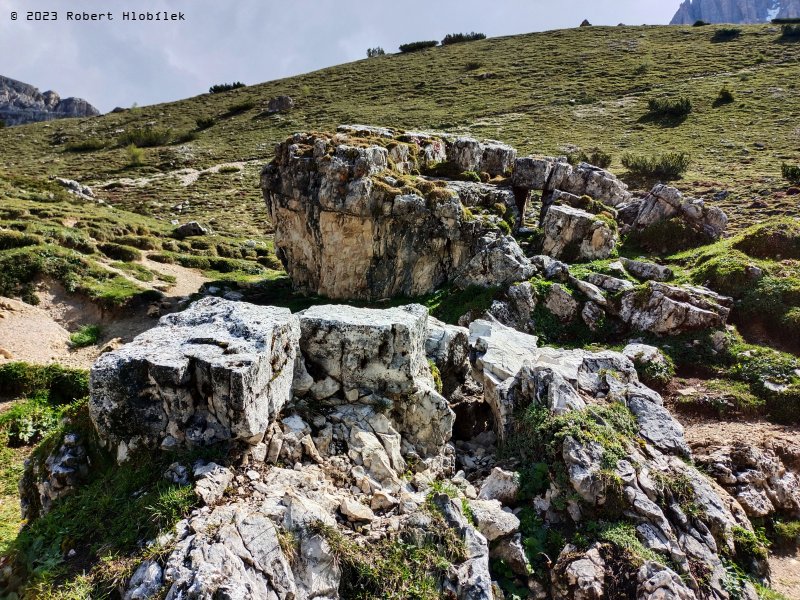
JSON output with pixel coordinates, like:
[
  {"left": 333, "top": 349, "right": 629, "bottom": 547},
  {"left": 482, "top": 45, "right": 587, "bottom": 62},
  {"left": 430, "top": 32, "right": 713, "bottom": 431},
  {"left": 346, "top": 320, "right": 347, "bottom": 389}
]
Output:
[{"left": 0, "top": 0, "right": 681, "bottom": 112}]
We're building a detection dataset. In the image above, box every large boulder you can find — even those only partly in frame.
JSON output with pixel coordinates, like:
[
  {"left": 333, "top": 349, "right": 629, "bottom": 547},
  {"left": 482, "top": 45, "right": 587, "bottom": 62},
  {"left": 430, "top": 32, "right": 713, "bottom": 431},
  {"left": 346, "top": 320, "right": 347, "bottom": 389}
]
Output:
[
  {"left": 541, "top": 205, "right": 618, "bottom": 261},
  {"left": 621, "top": 184, "right": 728, "bottom": 240},
  {"left": 296, "top": 304, "right": 454, "bottom": 458},
  {"left": 512, "top": 157, "right": 632, "bottom": 207},
  {"left": 89, "top": 298, "right": 299, "bottom": 461},
  {"left": 261, "top": 130, "right": 530, "bottom": 300},
  {"left": 613, "top": 282, "right": 732, "bottom": 335}
]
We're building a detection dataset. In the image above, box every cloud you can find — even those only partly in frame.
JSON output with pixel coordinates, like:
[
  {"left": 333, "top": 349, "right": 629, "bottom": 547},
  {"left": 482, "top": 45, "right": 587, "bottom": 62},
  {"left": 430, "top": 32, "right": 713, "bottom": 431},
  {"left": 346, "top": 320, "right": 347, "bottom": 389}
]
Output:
[{"left": 0, "top": 0, "right": 680, "bottom": 112}]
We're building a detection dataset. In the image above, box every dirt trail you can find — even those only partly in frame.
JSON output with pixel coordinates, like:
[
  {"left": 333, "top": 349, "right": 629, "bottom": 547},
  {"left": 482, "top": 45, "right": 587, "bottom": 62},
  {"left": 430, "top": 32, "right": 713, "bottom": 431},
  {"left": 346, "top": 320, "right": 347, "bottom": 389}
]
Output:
[{"left": 0, "top": 260, "right": 210, "bottom": 369}]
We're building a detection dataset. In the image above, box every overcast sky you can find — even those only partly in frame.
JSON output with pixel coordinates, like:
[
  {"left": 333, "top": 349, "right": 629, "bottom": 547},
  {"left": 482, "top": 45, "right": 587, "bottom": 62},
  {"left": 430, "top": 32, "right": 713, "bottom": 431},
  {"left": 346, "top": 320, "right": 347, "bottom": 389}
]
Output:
[{"left": 0, "top": 0, "right": 681, "bottom": 112}]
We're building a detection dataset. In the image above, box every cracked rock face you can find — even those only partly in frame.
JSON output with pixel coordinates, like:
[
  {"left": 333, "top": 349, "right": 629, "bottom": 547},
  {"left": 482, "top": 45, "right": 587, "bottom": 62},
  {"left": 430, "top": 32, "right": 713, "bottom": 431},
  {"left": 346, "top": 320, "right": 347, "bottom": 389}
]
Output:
[
  {"left": 542, "top": 205, "right": 618, "bottom": 261},
  {"left": 261, "top": 129, "right": 532, "bottom": 300},
  {"left": 89, "top": 297, "right": 299, "bottom": 460}
]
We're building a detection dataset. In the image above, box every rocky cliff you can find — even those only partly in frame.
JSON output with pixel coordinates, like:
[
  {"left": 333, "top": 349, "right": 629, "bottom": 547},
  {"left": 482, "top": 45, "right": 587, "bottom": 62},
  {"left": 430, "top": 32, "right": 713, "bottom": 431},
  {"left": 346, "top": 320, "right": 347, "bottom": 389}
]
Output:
[
  {"left": 671, "top": 0, "right": 800, "bottom": 24},
  {"left": 0, "top": 75, "right": 100, "bottom": 126}
]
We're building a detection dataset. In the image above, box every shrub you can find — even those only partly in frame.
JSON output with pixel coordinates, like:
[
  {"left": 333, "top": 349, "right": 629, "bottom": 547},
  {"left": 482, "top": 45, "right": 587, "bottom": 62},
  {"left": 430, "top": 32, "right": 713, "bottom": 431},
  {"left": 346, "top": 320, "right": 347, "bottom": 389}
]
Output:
[
  {"left": 569, "top": 148, "right": 612, "bottom": 169},
  {"left": 70, "top": 325, "right": 102, "bottom": 348},
  {"left": 773, "top": 18, "right": 800, "bottom": 24},
  {"left": 366, "top": 47, "right": 385, "bottom": 58},
  {"left": 64, "top": 137, "right": 107, "bottom": 153},
  {"left": 209, "top": 82, "right": 245, "bottom": 94},
  {"left": 227, "top": 99, "right": 256, "bottom": 114},
  {"left": 780, "top": 24, "right": 800, "bottom": 40},
  {"left": 693, "top": 20, "right": 709, "bottom": 26},
  {"left": 0, "top": 119, "right": 5, "bottom": 128},
  {"left": 175, "top": 130, "right": 198, "bottom": 144},
  {"left": 97, "top": 242, "right": 142, "bottom": 262},
  {"left": 125, "top": 144, "right": 144, "bottom": 167},
  {"left": 195, "top": 116, "right": 215, "bottom": 130},
  {"left": 465, "top": 61, "right": 483, "bottom": 71},
  {"left": 117, "top": 127, "right": 173, "bottom": 148},
  {"left": 0, "top": 393, "right": 64, "bottom": 446},
  {"left": 441, "top": 32, "right": 486, "bottom": 45},
  {"left": 399, "top": 40, "right": 438, "bottom": 53},
  {"left": 0, "top": 362, "right": 88, "bottom": 404},
  {"left": 782, "top": 163, "right": 800, "bottom": 184},
  {"left": 621, "top": 152, "right": 691, "bottom": 179},
  {"left": 713, "top": 87, "right": 735, "bottom": 107},
  {"left": 646, "top": 96, "right": 692, "bottom": 118},
  {"left": 712, "top": 28, "right": 742, "bottom": 42}
]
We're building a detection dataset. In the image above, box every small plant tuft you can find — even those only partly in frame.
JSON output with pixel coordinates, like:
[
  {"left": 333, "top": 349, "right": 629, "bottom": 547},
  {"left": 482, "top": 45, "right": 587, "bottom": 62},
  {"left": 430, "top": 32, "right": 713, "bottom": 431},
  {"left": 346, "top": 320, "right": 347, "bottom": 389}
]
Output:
[
  {"left": 646, "top": 96, "right": 692, "bottom": 119},
  {"left": 782, "top": 163, "right": 800, "bottom": 185},
  {"left": 70, "top": 325, "right": 102, "bottom": 348},
  {"left": 712, "top": 28, "right": 742, "bottom": 42},
  {"left": 713, "top": 87, "right": 735, "bottom": 107}
]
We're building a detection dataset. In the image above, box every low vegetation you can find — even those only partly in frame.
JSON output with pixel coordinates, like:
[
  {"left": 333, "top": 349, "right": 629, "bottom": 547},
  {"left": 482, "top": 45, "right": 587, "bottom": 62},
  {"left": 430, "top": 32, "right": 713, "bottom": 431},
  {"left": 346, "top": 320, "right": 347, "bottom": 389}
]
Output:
[
  {"left": 646, "top": 96, "right": 693, "bottom": 119},
  {"left": 209, "top": 82, "right": 246, "bottom": 94},
  {"left": 399, "top": 40, "right": 438, "bottom": 53},
  {"left": 621, "top": 151, "right": 691, "bottom": 180},
  {"left": 116, "top": 126, "right": 173, "bottom": 148},
  {"left": 782, "top": 163, "right": 800, "bottom": 184},
  {"left": 366, "top": 47, "right": 385, "bottom": 58},
  {"left": 711, "top": 28, "right": 742, "bottom": 43},
  {"left": 441, "top": 32, "right": 486, "bottom": 45},
  {"left": 69, "top": 325, "right": 102, "bottom": 348}
]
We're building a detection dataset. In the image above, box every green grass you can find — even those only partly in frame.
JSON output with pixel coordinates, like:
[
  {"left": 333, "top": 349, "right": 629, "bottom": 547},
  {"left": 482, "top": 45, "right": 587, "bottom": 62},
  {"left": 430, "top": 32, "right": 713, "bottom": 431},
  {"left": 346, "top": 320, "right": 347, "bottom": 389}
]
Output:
[
  {"left": 1, "top": 24, "right": 798, "bottom": 235},
  {"left": 69, "top": 325, "right": 102, "bottom": 348}
]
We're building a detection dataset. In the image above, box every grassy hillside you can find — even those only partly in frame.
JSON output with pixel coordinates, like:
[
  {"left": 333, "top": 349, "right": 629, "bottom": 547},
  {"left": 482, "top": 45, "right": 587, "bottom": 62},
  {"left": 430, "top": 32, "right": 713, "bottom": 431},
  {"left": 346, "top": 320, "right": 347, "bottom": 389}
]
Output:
[{"left": 1, "top": 23, "right": 798, "bottom": 237}]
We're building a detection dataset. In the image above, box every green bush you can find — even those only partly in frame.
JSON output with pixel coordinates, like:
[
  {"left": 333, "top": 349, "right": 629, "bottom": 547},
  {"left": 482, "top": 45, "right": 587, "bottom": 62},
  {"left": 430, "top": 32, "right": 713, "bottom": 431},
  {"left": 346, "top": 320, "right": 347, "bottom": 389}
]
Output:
[
  {"left": 782, "top": 163, "right": 800, "bottom": 185},
  {"left": 399, "top": 40, "right": 438, "bottom": 53},
  {"left": 646, "top": 96, "right": 692, "bottom": 118},
  {"left": 441, "top": 32, "right": 486, "bottom": 45},
  {"left": 117, "top": 127, "right": 172, "bottom": 148},
  {"left": 97, "top": 242, "right": 142, "bottom": 262},
  {"left": 195, "top": 116, "right": 215, "bottom": 130},
  {"left": 227, "top": 99, "right": 256, "bottom": 114},
  {"left": 366, "top": 47, "right": 385, "bottom": 58},
  {"left": 693, "top": 20, "right": 709, "bottom": 26},
  {"left": 0, "top": 362, "right": 88, "bottom": 404},
  {"left": 621, "top": 152, "right": 691, "bottom": 179},
  {"left": 69, "top": 325, "right": 102, "bottom": 348},
  {"left": 713, "top": 87, "right": 735, "bottom": 107},
  {"left": 712, "top": 28, "right": 742, "bottom": 42},
  {"left": 209, "top": 82, "right": 245, "bottom": 94},
  {"left": 780, "top": 24, "right": 800, "bottom": 40},
  {"left": 569, "top": 148, "right": 612, "bottom": 169},
  {"left": 124, "top": 144, "right": 144, "bottom": 167},
  {"left": 175, "top": 130, "right": 198, "bottom": 144},
  {"left": 64, "top": 138, "right": 107, "bottom": 153},
  {"left": 0, "top": 393, "right": 64, "bottom": 446}
]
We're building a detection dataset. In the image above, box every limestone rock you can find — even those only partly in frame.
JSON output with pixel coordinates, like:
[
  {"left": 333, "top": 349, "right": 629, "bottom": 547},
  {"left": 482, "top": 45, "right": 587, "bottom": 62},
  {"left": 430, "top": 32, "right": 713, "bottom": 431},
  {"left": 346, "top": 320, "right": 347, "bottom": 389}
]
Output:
[
  {"left": 478, "top": 468, "right": 521, "bottom": 506},
  {"left": 193, "top": 461, "right": 234, "bottom": 505},
  {"left": 621, "top": 258, "right": 674, "bottom": 282},
  {"left": 19, "top": 432, "right": 90, "bottom": 521},
  {"left": 124, "top": 561, "right": 163, "bottom": 600},
  {"left": 544, "top": 283, "right": 580, "bottom": 322},
  {"left": 425, "top": 317, "right": 471, "bottom": 395},
  {"left": 542, "top": 205, "right": 618, "bottom": 261},
  {"left": 614, "top": 282, "right": 731, "bottom": 335},
  {"left": 161, "top": 503, "right": 299, "bottom": 599},
  {"left": 90, "top": 298, "right": 299, "bottom": 459},
  {"left": 0, "top": 75, "right": 99, "bottom": 126},
  {"left": 297, "top": 304, "right": 454, "bottom": 457},
  {"left": 671, "top": 0, "right": 800, "bottom": 25},
  {"left": 467, "top": 499, "right": 520, "bottom": 541},
  {"left": 173, "top": 221, "right": 208, "bottom": 238},
  {"left": 512, "top": 157, "right": 632, "bottom": 207},
  {"left": 551, "top": 544, "right": 606, "bottom": 600},
  {"left": 267, "top": 95, "right": 294, "bottom": 113},
  {"left": 454, "top": 235, "right": 535, "bottom": 289},
  {"left": 340, "top": 498, "right": 376, "bottom": 522},
  {"left": 622, "top": 184, "right": 728, "bottom": 240},
  {"left": 261, "top": 130, "right": 530, "bottom": 300}
]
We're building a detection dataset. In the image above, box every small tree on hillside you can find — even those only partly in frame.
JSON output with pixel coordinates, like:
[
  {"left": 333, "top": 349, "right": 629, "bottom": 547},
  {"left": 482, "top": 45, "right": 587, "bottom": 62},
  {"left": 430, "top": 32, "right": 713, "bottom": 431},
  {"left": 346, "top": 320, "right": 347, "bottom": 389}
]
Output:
[{"left": 367, "top": 47, "right": 386, "bottom": 58}]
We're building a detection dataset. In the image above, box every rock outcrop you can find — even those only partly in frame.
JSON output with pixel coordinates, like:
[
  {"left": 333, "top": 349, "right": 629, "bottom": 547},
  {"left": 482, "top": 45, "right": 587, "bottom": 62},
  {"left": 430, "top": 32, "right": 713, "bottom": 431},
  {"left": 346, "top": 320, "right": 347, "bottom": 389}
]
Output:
[
  {"left": 89, "top": 297, "right": 299, "bottom": 460},
  {"left": 261, "top": 129, "right": 533, "bottom": 300},
  {"left": 9, "top": 296, "right": 773, "bottom": 600},
  {"left": 620, "top": 184, "right": 728, "bottom": 240},
  {"left": 512, "top": 156, "right": 632, "bottom": 207},
  {"left": 671, "top": 0, "right": 800, "bottom": 24},
  {"left": 541, "top": 204, "right": 618, "bottom": 261},
  {"left": 0, "top": 75, "right": 99, "bottom": 126}
]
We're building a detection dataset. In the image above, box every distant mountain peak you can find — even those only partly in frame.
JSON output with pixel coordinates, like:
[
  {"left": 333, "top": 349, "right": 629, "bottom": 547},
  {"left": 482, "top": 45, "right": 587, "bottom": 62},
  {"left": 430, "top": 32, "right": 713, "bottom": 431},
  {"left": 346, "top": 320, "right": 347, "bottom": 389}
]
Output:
[
  {"left": 671, "top": 0, "right": 800, "bottom": 24},
  {"left": 0, "top": 75, "right": 99, "bottom": 126}
]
